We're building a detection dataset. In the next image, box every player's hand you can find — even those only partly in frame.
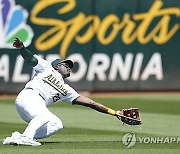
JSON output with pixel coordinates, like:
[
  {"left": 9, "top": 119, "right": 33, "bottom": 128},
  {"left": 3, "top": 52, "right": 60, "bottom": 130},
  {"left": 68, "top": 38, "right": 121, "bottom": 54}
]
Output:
[
  {"left": 13, "top": 38, "right": 24, "bottom": 49},
  {"left": 115, "top": 110, "right": 123, "bottom": 116}
]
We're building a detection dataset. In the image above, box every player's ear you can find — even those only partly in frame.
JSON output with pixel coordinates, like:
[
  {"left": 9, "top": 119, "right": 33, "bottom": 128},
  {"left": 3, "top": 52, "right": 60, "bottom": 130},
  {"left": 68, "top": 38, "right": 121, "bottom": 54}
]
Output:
[{"left": 53, "top": 65, "right": 59, "bottom": 70}]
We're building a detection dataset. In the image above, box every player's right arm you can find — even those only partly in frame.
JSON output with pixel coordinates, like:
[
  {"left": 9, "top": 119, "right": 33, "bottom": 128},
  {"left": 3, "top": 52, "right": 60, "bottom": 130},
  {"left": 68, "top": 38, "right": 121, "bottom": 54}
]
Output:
[
  {"left": 13, "top": 38, "right": 38, "bottom": 67},
  {"left": 72, "top": 95, "right": 118, "bottom": 116}
]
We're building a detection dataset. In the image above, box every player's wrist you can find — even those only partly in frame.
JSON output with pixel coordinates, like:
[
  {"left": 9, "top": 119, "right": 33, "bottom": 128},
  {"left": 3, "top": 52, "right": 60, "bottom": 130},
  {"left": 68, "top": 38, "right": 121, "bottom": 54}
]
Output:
[
  {"left": 18, "top": 44, "right": 25, "bottom": 50},
  {"left": 107, "top": 108, "right": 116, "bottom": 116}
]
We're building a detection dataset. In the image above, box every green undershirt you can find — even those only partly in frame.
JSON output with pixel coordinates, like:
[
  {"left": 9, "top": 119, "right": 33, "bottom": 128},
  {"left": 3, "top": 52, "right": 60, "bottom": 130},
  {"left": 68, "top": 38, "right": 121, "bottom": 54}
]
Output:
[{"left": 19, "top": 48, "right": 38, "bottom": 67}]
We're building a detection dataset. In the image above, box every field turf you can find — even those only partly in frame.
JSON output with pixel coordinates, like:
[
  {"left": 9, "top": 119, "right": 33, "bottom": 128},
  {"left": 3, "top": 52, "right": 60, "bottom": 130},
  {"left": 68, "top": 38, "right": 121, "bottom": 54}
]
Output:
[{"left": 0, "top": 93, "right": 180, "bottom": 154}]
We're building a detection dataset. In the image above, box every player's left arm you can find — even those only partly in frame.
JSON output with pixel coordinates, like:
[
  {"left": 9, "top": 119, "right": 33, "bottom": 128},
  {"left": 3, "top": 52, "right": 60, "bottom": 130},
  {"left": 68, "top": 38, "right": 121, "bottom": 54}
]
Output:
[
  {"left": 13, "top": 38, "right": 38, "bottom": 67},
  {"left": 72, "top": 95, "right": 118, "bottom": 116}
]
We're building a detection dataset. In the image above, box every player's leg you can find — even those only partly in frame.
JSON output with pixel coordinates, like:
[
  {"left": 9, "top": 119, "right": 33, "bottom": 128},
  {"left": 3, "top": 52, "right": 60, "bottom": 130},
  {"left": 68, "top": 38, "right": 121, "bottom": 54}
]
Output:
[
  {"left": 15, "top": 89, "right": 63, "bottom": 139},
  {"left": 3, "top": 89, "right": 45, "bottom": 146},
  {"left": 33, "top": 114, "right": 63, "bottom": 139}
]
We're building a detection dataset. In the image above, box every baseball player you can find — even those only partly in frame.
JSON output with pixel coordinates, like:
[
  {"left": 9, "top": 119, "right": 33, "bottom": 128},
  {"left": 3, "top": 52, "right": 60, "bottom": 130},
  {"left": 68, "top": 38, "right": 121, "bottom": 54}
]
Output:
[{"left": 2, "top": 38, "right": 122, "bottom": 146}]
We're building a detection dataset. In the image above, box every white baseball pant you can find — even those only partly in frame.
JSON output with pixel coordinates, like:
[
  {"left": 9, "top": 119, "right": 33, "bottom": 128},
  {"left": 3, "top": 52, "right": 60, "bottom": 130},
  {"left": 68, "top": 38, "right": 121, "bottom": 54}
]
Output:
[{"left": 15, "top": 88, "right": 63, "bottom": 139}]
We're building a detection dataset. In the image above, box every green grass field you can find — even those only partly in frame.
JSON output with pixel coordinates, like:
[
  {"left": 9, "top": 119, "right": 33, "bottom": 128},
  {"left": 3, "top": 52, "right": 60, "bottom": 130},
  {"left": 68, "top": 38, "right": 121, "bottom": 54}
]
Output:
[{"left": 0, "top": 93, "right": 180, "bottom": 154}]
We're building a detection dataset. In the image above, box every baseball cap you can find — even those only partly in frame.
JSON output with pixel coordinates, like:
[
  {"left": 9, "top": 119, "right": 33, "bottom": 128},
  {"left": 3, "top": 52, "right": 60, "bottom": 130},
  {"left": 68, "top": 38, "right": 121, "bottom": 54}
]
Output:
[{"left": 51, "top": 59, "right": 73, "bottom": 69}]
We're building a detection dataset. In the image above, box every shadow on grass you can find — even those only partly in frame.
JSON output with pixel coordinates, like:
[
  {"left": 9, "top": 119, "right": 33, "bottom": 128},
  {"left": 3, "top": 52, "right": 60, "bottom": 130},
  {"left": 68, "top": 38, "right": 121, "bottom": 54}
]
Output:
[
  {"left": 41, "top": 140, "right": 122, "bottom": 144},
  {"left": 40, "top": 140, "right": 180, "bottom": 149}
]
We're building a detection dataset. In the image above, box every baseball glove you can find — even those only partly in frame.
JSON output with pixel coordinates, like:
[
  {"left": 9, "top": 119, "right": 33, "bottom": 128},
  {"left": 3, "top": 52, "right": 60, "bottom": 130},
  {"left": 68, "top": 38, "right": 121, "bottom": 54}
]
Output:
[{"left": 116, "top": 108, "right": 141, "bottom": 126}]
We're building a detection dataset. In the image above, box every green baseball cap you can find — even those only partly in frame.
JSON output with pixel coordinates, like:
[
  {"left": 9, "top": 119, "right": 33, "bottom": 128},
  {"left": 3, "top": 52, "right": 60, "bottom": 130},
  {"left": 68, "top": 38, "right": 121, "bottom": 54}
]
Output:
[{"left": 51, "top": 59, "right": 73, "bottom": 69}]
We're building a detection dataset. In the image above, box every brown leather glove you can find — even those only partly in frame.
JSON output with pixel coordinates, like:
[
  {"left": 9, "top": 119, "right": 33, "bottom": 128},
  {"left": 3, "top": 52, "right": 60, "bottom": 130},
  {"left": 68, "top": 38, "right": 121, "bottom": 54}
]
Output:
[{"left": 116, "top": 108, "right": 141, "bottom": 126}]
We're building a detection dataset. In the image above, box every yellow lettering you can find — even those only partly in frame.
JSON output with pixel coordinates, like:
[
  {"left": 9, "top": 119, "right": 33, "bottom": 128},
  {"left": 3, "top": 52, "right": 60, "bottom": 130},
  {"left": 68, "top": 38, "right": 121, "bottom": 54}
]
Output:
[
  {"left": 31, "top": 0, "right": 180, "bottom": 58},
  {"left": 122, "top": 14, "right": 137, "bottom": 44},
  {"left": 98, "top": 14, "right": 123, "bottom": 45},
  {"left": 75, "top": 15, "right": 100, "bottom": 44},
  {"left": 153, "top": 15, "right": 179, "bottom": 44},
  {"left": 60, "top": 13, "right": 87, "bottom": 58},
  {"left": 133, "top": 0, "right": 179, "bottom": 44},
  {"left": 31, "top": 0, "right": 75, "bottom": 51}
]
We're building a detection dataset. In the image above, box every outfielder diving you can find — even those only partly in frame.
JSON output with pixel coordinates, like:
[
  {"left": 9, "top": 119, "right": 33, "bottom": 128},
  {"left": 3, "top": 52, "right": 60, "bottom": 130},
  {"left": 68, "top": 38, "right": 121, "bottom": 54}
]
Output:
[{"left": 3, "top": 38, "right": 141, "bottom": 146}]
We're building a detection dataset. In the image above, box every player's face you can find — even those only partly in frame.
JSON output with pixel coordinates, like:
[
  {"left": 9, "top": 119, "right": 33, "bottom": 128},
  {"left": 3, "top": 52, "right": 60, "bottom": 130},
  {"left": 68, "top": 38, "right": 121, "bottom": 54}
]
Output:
[{"left": 56, "top": 63, "right": 71, "bottom": 78}]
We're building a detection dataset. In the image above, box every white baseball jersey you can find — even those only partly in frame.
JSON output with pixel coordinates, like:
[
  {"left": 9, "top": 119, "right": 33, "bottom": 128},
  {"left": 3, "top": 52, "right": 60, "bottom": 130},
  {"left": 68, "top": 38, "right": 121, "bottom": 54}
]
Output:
[{"left": 24, "top": 55, "right": 80, "bottom": 106}]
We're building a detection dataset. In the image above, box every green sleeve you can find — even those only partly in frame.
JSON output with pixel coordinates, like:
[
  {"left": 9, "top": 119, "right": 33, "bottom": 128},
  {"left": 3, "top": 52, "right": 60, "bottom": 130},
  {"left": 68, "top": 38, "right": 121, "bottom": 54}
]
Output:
[{"left": 19, "top": 48, "right": 38, "bottom": 67}]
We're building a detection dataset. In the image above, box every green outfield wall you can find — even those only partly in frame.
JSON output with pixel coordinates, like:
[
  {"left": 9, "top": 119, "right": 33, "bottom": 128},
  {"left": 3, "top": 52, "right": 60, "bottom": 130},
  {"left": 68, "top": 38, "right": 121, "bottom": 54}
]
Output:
[{"left": 0, "top": 0, "right": 180, "bottom": 93}]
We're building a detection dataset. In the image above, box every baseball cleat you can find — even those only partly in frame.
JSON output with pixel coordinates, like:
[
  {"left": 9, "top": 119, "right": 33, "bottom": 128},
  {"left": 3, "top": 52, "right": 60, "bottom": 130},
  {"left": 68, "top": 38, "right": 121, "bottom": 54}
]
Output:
[
  {"left": 3, "top": 137, "right": 12, "bottom": 145},
  {"left": 3, "top": 131, "right": 41, "bottom": 146}
]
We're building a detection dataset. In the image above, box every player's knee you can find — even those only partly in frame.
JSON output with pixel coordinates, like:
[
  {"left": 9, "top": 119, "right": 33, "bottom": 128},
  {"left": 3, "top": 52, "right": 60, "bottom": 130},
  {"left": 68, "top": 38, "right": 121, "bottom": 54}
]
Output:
[
  {"left": 51, "top": 116, "right": 63, "bottom": 131},
  {"left": 56, "top": 119, "right": 63, "bottom": 131}
]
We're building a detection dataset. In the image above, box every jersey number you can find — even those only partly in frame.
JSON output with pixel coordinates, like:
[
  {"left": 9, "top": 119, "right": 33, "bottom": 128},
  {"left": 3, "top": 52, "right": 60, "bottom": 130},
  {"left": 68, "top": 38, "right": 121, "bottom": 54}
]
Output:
[{"left": 53, "top": 93, "right": 60, "bottom": 102}]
